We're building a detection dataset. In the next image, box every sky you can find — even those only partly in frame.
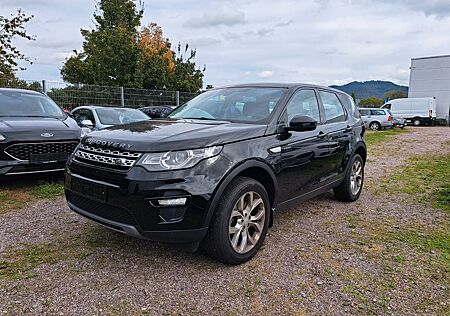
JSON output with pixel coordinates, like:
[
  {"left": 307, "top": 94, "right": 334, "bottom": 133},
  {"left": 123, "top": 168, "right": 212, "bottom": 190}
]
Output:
[{"left": 2, "top": 0, "right": 450, "bottom": 88}]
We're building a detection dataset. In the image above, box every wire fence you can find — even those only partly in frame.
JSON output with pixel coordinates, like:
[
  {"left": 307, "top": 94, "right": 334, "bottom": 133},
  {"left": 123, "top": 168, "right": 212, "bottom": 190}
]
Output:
[{"left": 0, "top": 78, "right": 198, "bottom": 110}]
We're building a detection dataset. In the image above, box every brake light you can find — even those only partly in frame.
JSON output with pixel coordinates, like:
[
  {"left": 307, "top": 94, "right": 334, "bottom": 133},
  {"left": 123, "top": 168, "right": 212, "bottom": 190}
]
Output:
[
  {"left": 429, "top": 110, "right": 432, "bottom": 117},
  {"left": 387, "top": 115, "right": 391, "bottom": 122}
]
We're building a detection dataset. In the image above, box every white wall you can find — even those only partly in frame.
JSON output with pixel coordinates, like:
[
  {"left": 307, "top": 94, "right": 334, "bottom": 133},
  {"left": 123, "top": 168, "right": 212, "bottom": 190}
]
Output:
[{"left": 409, "top": 55, "right": 450, "bottom": 123}]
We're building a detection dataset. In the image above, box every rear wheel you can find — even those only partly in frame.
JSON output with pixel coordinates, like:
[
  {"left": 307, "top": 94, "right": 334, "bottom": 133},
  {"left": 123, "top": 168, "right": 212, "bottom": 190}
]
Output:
[
  {"left": 369, "top": 122, "right": 381, "bottom": 131},
  {"left": 413, "top": 118, "right": 421, "bottom": 126},
  {"left": 334, "top": 154, "right": 364, "bottom": 202},
  {"left": 203, "top": 177, "right": 270, "bottom": 265}
]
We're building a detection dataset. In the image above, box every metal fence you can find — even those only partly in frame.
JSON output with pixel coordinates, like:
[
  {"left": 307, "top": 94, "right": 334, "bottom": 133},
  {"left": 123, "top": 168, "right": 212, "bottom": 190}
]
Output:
[{"left": 0, "top": 78, "right": 198, "bottom": 110}]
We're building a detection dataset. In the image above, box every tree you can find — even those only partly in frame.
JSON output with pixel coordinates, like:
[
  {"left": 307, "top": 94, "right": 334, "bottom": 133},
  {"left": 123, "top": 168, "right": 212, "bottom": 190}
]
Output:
[
  {"left": 62, "top": 0, "right": 204, "bottom": 92},
  {"left": 384, "top": 90, "right": 407, "bottom": 101},
  {"left": 358, "top": 96, "right": 384, "bottom": 108},
  {"left": 351, "top": 91, "right": 356, "bottom": 102},
  {"left": 0, "top": 9, "right": 35, "bottom": 79}
]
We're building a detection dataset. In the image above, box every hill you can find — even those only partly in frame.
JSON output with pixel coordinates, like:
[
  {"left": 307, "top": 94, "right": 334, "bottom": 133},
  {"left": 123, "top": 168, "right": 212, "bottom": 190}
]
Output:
[{"left": 330, "top": 80, "right": 408, "bottom": 99}]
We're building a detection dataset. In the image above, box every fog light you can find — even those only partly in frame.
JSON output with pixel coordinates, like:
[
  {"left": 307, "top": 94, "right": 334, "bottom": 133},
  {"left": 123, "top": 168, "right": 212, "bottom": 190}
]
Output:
[{"left": 157, "top": 197, "right": 187, "bottom": 206}]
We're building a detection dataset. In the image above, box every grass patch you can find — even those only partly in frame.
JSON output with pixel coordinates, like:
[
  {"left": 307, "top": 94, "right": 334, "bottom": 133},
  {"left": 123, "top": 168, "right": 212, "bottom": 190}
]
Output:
[
  {"left": 0, "top": 181, "right": 64, "bottom": 214},
  {"left": 364, "top": 128, "right": 409, "bottom": 146}
]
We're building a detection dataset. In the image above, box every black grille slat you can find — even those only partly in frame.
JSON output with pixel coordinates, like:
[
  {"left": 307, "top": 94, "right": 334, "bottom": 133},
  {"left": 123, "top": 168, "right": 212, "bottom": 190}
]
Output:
[
  {"left": 67, "top": 192, "right": 137, "bottom": 226},
  {"left": 5, "top": 142, "right": 79, "bottom": 161}
]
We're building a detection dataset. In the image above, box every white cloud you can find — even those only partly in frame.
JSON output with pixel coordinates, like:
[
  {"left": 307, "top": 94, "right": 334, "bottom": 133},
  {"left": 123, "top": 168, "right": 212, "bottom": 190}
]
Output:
[
  {"left": 258, "top": 71, "right": 274, "bottom": 78},
  {"left": 183, "top": 6, "right": 246, "bottom": 28}
]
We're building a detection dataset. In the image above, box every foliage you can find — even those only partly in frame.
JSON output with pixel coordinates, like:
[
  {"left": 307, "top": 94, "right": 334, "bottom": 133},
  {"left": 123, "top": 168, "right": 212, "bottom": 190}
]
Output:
[
  {"left": 358, "top": 96, "right": 384, "bottom": 107},
  {"left": 0, "top": 9, "right": 35, "bottom": 79},
  {"left": 61, "top": 0, "right": 204, "bottom": 92},
  {"left": 331, "top": 81, "right": 408, "bottom": 100},
  {"left": 384, "top": 90, "right": 407, "bottom": 101}
]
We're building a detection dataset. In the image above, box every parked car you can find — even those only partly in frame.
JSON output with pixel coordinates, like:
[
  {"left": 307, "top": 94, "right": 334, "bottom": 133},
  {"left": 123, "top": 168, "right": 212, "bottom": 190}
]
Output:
[
  {"left": 139, "top": 105, "right": 173, "bottom": 119},
  {"left": 358, "top": 107, "right": 393, "bottom": 130},
  {"left": 71, "top": 106, "right": 150, "bottom": 132},
  {"left": 381, "top": 97, "right": 436, "bottom": 126},
  {"left": 392, "top": 116, "right": 406, "bottom": 128},
  {"left": 0, "top": 88, "right": 81, "bottom": 176},
  {"left": 65, "top": 83, "right": 367, "bottom": 264}
]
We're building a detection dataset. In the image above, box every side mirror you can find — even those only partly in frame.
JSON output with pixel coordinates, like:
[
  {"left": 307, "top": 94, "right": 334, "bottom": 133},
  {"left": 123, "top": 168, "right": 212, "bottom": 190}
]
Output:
[
  {"left": 80, "top": 119, "right": 94, "bottom": 128},
  {"left": 286, "top": 115, "right": 317, "bottom": 132}
]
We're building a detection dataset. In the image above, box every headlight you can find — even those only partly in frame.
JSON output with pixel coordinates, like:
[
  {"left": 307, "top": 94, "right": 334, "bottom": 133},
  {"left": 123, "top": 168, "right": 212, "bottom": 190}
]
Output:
[
  {"left": 0, "top": 134, "right": 5, "bottom": 141},
  {"left": 140, "top": 146, "right": 222, "bottom": 171}
]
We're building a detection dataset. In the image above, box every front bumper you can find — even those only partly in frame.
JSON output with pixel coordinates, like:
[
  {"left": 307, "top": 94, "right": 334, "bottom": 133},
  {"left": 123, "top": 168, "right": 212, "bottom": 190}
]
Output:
[
  {"left": 65, "top": 156, "right": 233, "bottom": 243},
  {"left": 0, "top": 159, "right": 66, "bottom": 175}
]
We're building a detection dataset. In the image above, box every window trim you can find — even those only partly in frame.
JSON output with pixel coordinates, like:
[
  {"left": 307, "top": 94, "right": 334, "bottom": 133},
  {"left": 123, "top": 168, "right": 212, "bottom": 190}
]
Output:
[
  {"left": 278, "top": 88, "right": 323, "bottom": 125},
  {"left": 316, "top": 89, "right": 348, "bottom": 125}
]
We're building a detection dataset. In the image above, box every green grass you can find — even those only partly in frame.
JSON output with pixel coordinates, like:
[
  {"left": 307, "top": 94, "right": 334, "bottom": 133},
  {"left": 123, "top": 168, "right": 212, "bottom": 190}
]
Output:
[
  {"left": 31, "top": 183, "right": 64, "bottom": 199},
  {"left": 364, "top": 128, "right": 409, "bottom": 146}
]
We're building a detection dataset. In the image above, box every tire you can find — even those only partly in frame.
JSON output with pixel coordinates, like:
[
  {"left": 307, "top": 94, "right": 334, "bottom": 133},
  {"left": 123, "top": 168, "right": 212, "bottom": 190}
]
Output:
[
  {"left": 333, "top": 154, "right": 364, "bottom": 202},
  {"left": 203, "top": 177, "right": 270, "bottom": 265},
  {"left": 413, "top": 118, "right": 421, "bottom": 126},
  {"left": 369, "top": 122, "right": 381, "bottom": 131}
]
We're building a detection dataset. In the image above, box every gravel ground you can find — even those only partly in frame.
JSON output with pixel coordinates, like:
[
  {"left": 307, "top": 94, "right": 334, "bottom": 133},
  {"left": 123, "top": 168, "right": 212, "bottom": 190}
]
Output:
[{"left": 0, "top": 127, "right": 449, "bottom": 315}]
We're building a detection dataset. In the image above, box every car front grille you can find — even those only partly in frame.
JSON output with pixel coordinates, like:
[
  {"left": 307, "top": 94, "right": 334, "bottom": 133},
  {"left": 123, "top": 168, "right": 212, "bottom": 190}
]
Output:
[
  {"left": 4, "top": 141, "right": 79, "bottom": 161},
  {"left": 73, "top": 144, "right": 142, "bottom": 171},
  {"left": 67, "top": 191, "right": 137, "bottom": 226}
]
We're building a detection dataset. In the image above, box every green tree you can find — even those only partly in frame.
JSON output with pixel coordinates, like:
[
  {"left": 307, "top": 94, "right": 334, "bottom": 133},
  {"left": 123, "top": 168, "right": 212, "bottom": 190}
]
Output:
[
  {"left": 0, "top": 9, "right": 35, "bottom": 79},
  {"left": 358, "top": 96, "right": 384, "bottom": 108},
  {"left": 384, "top": 90, "right": 407, "bottom": 101},
  {"left": 351, "top": 91, "right": 356, "bottom": 102},
  {"left": 62, "top": 0, "right": 204, "bottom": 92}
]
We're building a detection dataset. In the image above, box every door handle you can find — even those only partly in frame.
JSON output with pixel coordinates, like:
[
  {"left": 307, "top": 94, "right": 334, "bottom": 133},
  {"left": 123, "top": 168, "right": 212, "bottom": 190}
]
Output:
[{"left": 317, "top": 131, "right": 328, "bottom": 139}]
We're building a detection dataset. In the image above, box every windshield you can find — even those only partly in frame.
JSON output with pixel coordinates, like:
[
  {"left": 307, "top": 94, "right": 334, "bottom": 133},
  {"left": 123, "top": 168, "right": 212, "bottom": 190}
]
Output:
[
  {"left": 0, "top": 91, "right": 66, "bottom": 119},
  {"left": 169, "top": 87, "right": 286, "bottom": 123},
  {"left": 95, "top": 108, "right": 150, "bottom": 125}
]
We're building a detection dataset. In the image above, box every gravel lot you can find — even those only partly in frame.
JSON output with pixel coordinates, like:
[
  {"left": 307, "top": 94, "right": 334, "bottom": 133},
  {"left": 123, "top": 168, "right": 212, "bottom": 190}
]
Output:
[{"left": 1, "top": 127, "right": 449, "bottom": 315}]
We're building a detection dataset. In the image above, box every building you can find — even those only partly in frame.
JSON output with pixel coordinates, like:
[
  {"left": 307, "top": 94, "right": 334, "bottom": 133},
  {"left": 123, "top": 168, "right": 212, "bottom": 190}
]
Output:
[{"left": 409, "top": 55, "right": 450, "bottom": 124}]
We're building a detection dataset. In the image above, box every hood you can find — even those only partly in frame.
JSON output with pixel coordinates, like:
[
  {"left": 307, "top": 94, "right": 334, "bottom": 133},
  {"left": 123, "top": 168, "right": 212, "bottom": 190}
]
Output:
[
  {"left": 82, "top": 119, "right": 267, "bottom": 152},
  {"left": 0, "top": 116, "right": 81, "bottom": 142}
]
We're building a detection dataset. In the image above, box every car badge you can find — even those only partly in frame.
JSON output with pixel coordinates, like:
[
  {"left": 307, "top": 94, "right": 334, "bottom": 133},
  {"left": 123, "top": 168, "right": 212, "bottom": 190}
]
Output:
[{"left": 41, "top": 133, "right": 54, "bottom": 138}]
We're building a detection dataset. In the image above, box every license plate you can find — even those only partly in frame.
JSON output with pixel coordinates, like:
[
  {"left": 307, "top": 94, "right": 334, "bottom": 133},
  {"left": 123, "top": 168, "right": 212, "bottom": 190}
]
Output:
[
  {"left": 30, "top": 153, "right": 68, "bottom": 164},
  {"left": 71, "top": 177, "right": 107, "bottom": 202}
]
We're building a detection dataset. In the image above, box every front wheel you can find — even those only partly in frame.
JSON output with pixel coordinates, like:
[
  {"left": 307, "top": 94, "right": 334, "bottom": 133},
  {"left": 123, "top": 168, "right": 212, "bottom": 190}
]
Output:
[
  {"left": 334, "top": 154, "right": 364, "bottom": 202},
  {"left": 203, "top": 177, "right": 270, "bottom": 265}
]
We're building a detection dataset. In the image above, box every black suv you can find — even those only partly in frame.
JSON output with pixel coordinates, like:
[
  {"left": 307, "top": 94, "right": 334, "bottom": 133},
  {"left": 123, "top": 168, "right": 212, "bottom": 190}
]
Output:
[
  {"left": 65, "top": 83, "right": 366, "bottom": 264},
  {"left": 0, "top": 88, "right": 81, "bottom": 176}
]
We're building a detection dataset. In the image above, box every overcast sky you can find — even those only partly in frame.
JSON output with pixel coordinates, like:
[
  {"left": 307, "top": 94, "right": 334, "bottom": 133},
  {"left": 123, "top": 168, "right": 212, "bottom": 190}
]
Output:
[{"left": 2, "top": 0, "right": 450, "bottom": 87}]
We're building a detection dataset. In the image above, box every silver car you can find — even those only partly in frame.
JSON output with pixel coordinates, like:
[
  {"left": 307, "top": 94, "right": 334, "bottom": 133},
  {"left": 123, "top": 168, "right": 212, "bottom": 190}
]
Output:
[
  {"left": 71, "top": 106, "right": 150, "bottom": 134},
  {"left": 358, "top": 108, "right": 393, "bottom": 130}
]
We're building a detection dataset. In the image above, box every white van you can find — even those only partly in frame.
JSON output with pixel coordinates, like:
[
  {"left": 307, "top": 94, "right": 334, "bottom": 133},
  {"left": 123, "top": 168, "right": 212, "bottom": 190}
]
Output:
[{"left": 381, "top": 97, "right": 437, "bottom": 126}]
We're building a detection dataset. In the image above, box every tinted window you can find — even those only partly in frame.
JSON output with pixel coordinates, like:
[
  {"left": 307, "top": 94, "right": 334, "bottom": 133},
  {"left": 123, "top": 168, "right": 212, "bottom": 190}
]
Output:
[
  {"left": 95, "top": 108, "right": 150, "bottom": 125},
  {"left": 72, "top": 109, "right": 95, "bottom": 126},
  {"left": 0, "top": 91, "right": 65, "bottom": 119},
  {"left": 371, "top": 109, "right": 386, "bottom": 116},
  {"left": 318, "top": 91, "right": 346, "bottom": 123},
  {"left": 340, "top": 94, "right": 360, "bottom": 118},
  {"left": 383, "top": 104, "right": 391, "bottom": 110},
  {"left": 169, "top": 87, "right": 286, "bottom": 124},
  {"left": 285, "top": 89, "right": 320, "bottom": 123},
  {"left": 359, "top": 109, "right": 371, "bottom": 116}
]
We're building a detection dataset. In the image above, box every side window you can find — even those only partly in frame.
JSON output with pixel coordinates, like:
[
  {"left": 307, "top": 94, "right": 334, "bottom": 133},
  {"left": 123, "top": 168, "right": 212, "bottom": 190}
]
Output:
[
  {"left": 359, "top": 109, "right": 370, "bottom": 116},
  {"left": 285, "top": 89, "right": 320, "bottom": 123},
  {"left": 339, "top": 94, "right": 360, "bottom": 118},
  {"left": 72, "top": 109, "right": 95, "bottom": 126},
  {"left": 318, "top": 91, "right": 346, "bottom": 123},
  {"left": 383, "top": 104, "right": 391, "bottom": 110},
  {"left": 371, "top": 109, "right": 385, "bottom": 116}
]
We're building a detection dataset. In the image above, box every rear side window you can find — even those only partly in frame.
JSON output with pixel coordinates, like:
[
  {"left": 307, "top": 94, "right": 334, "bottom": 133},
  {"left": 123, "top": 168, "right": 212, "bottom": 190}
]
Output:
[
  {"left": 359, "top": 109, "right": 370, "bottom": 116},
  {"left": 339, "top": 94, "right": 360, "bottom": 118},
  {"left": 318, "top": 91, "right": 346, "bottom": 123},
  {"left": 383, "top": 104, "right": 391, "bottom": 110},
  {"left": 284, "top": 89, "right": 321, "bottom": 123},
  {"left": 371, "top": 109, "right": 385, "bottom": 116}
]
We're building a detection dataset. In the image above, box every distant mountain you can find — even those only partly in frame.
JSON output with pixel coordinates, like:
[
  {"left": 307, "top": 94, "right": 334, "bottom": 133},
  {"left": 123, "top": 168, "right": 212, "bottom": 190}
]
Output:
[{"left": 330, "top": 80, "right": 408, "bottom": 99}]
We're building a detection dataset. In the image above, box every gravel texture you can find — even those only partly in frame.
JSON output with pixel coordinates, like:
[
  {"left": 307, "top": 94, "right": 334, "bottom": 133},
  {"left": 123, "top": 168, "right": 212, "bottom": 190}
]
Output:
[{"left": 0, "top": 127, "right": 449, "bottom": 315}]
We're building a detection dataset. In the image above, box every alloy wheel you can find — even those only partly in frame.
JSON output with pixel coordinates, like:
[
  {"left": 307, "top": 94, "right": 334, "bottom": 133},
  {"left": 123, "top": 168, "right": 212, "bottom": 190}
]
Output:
[
  {"left": 228, "top": 191, "right": 266, "bottom": 254},
  {"left": 350, "top": 159, "right": 363, "bottom": 195}
]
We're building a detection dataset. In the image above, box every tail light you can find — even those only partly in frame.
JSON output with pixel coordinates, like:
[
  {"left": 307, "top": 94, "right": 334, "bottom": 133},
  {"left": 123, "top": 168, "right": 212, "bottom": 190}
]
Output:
[
  {"left": 387, "top": 115, "right": 391, "bottom": 122},
  {"left": 429, "top": 110, "right": 432, "bottom": 117}
]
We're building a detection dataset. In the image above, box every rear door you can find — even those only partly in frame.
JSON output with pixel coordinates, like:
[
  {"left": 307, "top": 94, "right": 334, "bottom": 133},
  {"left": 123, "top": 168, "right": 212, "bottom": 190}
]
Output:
[
  {"left": 276, "top": 89, "right": 332, "bottom": 202},
  {"left": 317, "top": 90, "right": 353, "bottom": 178}
]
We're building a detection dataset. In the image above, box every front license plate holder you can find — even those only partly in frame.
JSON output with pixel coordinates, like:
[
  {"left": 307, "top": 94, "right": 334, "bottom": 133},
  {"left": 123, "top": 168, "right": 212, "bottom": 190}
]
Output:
[{"left": 71, "top": 176, "right": 107, "bottom": 203}]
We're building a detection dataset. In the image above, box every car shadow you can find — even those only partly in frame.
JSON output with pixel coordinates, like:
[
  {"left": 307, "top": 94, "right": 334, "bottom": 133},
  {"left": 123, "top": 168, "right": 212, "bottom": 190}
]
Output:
[{"left": 0, "top": 171, "right": 64, "bottom": 189}]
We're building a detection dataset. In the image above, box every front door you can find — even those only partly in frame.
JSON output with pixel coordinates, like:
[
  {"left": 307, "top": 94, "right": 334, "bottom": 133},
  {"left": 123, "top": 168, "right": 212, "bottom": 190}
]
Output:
[{"left": 276, "top": 89, "right": 333, "bottom": 203}]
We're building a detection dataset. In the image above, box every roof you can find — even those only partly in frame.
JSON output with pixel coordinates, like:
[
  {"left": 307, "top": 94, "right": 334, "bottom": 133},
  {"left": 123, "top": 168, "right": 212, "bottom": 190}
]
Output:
[
  {"left": 0, "top": 88, "right": 44, "bottom": 95},
  {"left": 74, "top": 105, "right": 138, "bottom": 110},
  {"left": 218, "top": 82, "right": 349, "bottom": 95},
  {"left": 411, "top": 54, "right": 450, "bottom": 61}
]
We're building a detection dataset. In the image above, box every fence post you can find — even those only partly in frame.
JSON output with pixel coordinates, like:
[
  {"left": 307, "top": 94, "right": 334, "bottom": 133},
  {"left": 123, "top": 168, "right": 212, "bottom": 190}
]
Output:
[
  {"left": 42, "top": 80, "right": 47, "bottom": 93},
  {"left": 176, "top": 91, "right": 180, "bottom": 107},
  {"left": 120, "top": 86, "right": 125, "bottom": 107}
]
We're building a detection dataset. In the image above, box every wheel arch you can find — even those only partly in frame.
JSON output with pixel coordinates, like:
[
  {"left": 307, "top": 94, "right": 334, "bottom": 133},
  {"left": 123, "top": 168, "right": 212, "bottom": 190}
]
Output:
[
  {"left": 353, "top": 142, "right": 367, "bottom": 164},
  {"left": 204, "top": 159, "right": 278, "bottom": 229}
]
